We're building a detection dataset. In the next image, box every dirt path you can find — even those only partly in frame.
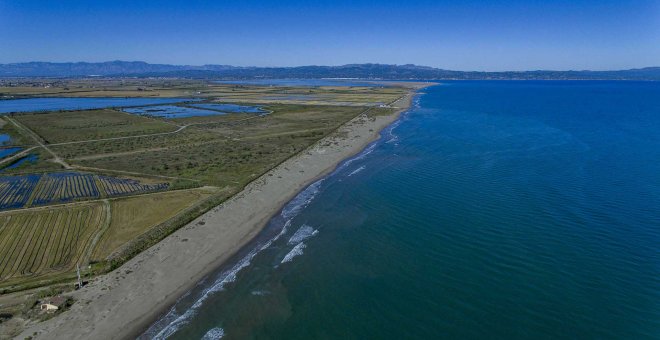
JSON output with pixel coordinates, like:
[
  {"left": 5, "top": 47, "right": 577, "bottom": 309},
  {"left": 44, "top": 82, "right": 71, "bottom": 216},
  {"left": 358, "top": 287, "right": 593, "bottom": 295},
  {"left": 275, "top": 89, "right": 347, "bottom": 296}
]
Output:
[{"left": 4, "top": 117, "right": 72, "bottom": 169}]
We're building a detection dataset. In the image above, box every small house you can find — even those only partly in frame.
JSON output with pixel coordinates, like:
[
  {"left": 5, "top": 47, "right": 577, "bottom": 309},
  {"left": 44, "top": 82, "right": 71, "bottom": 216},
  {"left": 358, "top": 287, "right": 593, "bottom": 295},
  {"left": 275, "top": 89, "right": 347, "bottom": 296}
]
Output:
[{"left": 40, "top": 296, "right": 66, "bottom": 313}]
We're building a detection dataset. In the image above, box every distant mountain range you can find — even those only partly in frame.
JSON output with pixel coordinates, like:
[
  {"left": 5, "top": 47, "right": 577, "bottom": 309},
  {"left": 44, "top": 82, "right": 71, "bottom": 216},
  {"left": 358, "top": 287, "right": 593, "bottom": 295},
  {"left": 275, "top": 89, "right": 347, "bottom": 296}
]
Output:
[{"left": 1, "top": 61, "right": 659, "bottom": 80}]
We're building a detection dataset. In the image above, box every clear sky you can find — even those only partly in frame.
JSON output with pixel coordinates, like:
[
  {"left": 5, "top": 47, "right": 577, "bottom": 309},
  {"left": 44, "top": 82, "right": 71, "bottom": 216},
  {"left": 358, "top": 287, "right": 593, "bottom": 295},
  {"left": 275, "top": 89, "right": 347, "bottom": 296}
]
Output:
[{"left": 1, "top": 0, "right": 658, "bottom": 71}]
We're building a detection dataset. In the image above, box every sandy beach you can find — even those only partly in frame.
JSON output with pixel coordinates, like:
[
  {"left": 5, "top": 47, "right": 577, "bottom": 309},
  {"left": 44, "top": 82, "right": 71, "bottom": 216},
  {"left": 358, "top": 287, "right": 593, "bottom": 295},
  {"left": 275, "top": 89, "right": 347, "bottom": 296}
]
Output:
[{"left": 15, "top": 85, "right": 425, "bottom": 340}]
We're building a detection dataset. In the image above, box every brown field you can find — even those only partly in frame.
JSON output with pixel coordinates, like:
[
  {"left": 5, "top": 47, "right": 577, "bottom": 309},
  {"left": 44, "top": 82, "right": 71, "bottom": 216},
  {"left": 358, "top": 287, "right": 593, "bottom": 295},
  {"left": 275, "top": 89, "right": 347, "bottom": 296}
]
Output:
[
  {"left": 0, "top": 188, "right": 216, "bottom": 292},
  {"left": 91, "top": 188, "right": 217, "bottom": 260},
  {"left": 0, "top": 202, "right": 109, "bottom": 289}
]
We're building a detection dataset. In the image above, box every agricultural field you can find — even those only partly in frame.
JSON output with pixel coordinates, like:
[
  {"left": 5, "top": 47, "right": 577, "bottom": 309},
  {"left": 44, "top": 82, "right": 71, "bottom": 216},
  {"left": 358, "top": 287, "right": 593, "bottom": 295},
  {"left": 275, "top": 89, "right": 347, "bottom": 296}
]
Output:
[
  {"left": 0, "top": 174, "right": 41, "bottom": 210},
  {"left": 205, "top": 84, "right": 405, "bottom": 106},
  {"left": 0, "top": 187, "right": 216, "bottom": 292},
  {"left": 0, "top": 201, "right": 108, "bottom": 289},
  {"left": 0, "top": 78, "right": 208, "bottom": 99},
  {"left": 31, "top": 172, "right": 100, "bottom": 205},
  {"left": 0, "top": 172, "right": 170, "bottom": 211},
  {"left": 1, "top": 78, "right": 407, "bottom": 106},
  {"left": 0, "top": 81, "right": 410, "bottom": 293},
  {"left": 97, "top": 175, "right": 168, "bottom": 196}
]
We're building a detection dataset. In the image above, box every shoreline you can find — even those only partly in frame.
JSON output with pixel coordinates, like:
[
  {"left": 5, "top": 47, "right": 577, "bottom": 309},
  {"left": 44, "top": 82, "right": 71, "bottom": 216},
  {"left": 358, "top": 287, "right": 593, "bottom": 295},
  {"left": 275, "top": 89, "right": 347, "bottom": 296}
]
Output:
[{"left": 16, "top": 84, "right": 428, "bottom": 339}]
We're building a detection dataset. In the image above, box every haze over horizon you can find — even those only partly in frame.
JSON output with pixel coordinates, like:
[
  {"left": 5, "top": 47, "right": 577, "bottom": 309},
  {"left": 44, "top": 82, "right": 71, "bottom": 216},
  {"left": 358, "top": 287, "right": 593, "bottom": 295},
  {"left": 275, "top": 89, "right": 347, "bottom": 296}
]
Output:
[{"left": 1, "top": 0, "right": 659, "bottom": 71}]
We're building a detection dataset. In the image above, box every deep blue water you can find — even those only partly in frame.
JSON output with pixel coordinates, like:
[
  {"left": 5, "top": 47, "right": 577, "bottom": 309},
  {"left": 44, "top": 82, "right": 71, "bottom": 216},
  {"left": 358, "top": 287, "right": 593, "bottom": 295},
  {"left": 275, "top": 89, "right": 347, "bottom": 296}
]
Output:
[
  {"left": 214, "top": 79, "right": 384, "bottom": 87},
  {"left": 0, "top": 154, "right": 37, "bottom": 171},
  {"left": 144, "top": 81, "right": 660, "bottom": 339},
  {"left": 0, "top": 147, "right": 21, "bottom": 159},
  {"left": 0, "top": 134, "right": 11, "bottom": 145},
  {"left": 0, "top": 97, "right": 191, "bottom": 113}
]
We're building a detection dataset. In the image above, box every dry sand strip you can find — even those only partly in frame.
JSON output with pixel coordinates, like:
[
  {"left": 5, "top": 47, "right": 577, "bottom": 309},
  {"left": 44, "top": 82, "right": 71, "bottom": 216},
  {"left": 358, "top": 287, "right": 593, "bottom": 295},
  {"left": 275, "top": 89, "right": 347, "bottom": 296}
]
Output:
[{"left": 16, "top": 86, "right": 426, "bottom": 340}]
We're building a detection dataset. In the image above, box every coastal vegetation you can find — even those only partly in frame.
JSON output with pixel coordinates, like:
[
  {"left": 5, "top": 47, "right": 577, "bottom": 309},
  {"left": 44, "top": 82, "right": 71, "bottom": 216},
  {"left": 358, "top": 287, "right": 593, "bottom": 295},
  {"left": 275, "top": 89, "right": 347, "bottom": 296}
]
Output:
[{"left": 0, "top": 81, "right": 408, "bottom": 296}]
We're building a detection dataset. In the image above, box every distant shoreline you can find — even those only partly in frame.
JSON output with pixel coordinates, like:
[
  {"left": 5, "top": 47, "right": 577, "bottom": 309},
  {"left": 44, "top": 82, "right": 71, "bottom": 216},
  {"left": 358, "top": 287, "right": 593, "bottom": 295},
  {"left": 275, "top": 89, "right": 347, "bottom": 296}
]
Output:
[{"left": 17, "top": 82, "right": 432, "bottom": 339}]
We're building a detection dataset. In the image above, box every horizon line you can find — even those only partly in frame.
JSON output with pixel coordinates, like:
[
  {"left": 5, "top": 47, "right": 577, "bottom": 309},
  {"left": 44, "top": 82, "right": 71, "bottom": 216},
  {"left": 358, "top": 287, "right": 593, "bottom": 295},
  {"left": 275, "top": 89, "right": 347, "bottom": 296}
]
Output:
[{"left": 1, "top": 60, "right": 658, "bottom": 73}]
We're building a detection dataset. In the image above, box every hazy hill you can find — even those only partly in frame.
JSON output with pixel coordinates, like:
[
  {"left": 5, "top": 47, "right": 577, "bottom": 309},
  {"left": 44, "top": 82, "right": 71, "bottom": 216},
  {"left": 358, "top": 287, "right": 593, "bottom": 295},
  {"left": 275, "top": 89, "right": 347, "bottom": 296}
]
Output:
[{"left": 1, "top": 61, "right": 659, "bottom": 80}]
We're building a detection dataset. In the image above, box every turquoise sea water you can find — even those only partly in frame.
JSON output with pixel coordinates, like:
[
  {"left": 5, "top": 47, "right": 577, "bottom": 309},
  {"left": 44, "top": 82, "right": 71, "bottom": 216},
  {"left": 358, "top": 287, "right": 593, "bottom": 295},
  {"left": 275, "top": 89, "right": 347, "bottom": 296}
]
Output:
[{"left": 143, "top": 81, "right": 660, "bottom": 339}]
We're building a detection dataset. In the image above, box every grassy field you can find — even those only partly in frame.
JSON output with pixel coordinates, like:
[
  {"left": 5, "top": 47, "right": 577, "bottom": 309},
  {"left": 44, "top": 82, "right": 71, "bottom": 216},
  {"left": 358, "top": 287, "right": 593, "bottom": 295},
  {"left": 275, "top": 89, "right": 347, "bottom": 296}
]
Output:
[
  {"left": 13, "top": 109, "right": 177, "bottom": 144},
  {"left": 67, "top": 105, "right": 373, "bottom": 186},
  {"left": 91, "top": 187, "right": 217, "bottom": 260}
]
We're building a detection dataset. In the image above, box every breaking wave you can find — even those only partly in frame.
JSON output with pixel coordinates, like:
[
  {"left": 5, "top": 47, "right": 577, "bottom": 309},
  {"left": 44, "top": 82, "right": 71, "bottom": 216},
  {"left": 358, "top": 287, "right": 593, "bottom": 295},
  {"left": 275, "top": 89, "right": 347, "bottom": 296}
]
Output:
[
  {"left": 201, "top": 327, "right": 224, "bottom": 340},
  {"left": 281, "top": 179, "right": 324, "bottom": 220},
  {"left": 348, "top": 166, "right": 366, "bottom": 176},
  {"left": 142, "top": 181, "right": 326, "bottom": 339},
  {"left": 337, "top": 141, "right": 378, "bottom": 173},
  {"left": 288, "top": 225, "right": 318, "bottom": 245},
  {"left": 281, "top": 242, "right": 307, "bottom": 263}
]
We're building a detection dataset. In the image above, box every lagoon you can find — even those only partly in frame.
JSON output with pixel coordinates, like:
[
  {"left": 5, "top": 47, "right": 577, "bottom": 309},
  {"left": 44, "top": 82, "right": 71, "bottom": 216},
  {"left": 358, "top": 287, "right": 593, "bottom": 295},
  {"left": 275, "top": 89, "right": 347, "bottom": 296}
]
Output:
[{"left": 0, "top": 97, "right": 191, "bottom": 114}]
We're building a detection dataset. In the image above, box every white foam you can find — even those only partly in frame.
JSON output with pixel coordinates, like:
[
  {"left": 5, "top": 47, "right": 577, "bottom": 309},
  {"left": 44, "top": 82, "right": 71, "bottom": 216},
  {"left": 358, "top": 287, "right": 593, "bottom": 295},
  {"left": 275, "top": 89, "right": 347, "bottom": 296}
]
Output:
[
  {"left": 280, "top": 179, "right": 324, "bottom": 220},
  {"left": 144, "top": 178, "right": 328, "bottom": 338},
  {"left": 281, "top": 242, "right": 306, "bottom": 263},
  {"left": 348, "top": 165, "right": 366, "bottom": 176},
  {"left": 261, "top": 220, "right": 291, "bottom": 251},
  {"left": 201, "top": 327, "right": 225, "bottom": 340},
  {"left": 288, "top": 225, "right": 318, "bottom": 245},
  {"left": 339, "top": 142, "right": 377, "bottom": 171},
  {"left": 148, "top": 243, "right": 264, "bottom": 339}
]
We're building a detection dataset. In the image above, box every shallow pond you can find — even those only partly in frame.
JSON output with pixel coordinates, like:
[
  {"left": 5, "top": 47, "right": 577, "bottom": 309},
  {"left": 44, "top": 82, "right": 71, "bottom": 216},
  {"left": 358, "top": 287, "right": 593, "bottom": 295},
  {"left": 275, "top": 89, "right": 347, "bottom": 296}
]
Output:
[
  {"left": 0, "top": 134, "right": 11, "bottom": 145},
  {"left": 1, "top": 154, "right": 37, "bottom": 171},
  {"left": 0, "top": 147, "right": 21, "bottom": 159},
  {"left": 0, "top": 97, "right": 193, "bottom": 114},
  {"left": 123, "top": 105, "right": 227, "bottom": 118}
]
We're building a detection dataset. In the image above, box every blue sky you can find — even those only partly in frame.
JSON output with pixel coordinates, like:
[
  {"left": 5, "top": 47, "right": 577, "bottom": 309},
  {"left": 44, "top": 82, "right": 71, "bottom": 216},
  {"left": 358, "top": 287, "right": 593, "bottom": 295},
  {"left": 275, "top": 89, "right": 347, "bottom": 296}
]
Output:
[{"left": 1, "top": 0, "right": 658, "bottom": 71}]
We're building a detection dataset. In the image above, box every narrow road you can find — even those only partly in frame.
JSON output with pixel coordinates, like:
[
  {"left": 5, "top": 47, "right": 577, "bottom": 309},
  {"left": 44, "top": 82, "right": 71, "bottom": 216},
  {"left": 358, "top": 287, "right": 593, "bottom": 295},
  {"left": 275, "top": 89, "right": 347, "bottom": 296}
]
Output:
[
  {"left": 48, "top": 124, "right": 188, "bottom": 146},
  {"left": 4, "top": 116, "right": 72, "bottom": 169}
]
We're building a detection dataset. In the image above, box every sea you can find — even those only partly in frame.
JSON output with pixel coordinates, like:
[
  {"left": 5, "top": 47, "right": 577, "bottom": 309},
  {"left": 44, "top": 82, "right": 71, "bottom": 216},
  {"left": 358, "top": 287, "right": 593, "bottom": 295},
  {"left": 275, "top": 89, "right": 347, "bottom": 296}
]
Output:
[{"left": 142, "top": 81, "right": 660, "bottom": 339}]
